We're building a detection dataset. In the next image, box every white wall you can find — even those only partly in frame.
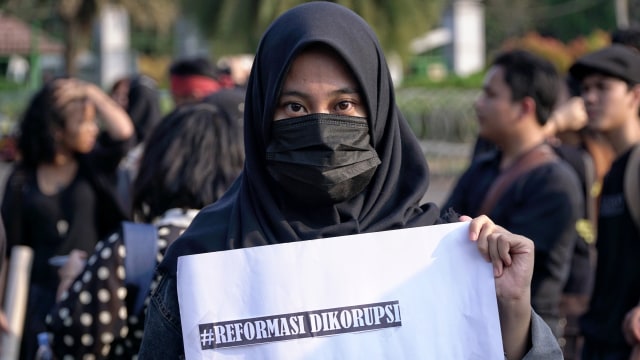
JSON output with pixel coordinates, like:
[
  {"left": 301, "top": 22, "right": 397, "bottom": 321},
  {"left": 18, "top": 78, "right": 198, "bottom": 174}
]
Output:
[
  {"left": 450, "top": 0, "right": 485, "bottom": 76},
  {"left": 95, "top": 4, "right": 133, "bottom": 88}
]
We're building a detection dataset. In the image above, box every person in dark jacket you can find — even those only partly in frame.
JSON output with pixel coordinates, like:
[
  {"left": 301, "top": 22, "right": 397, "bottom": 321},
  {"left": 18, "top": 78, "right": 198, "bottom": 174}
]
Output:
[
  {"left": 570, "top": 44, "right": 640, "bottom": 360},
  {"left": 442, "top": 50, "right": 584, "bottom": 337}
]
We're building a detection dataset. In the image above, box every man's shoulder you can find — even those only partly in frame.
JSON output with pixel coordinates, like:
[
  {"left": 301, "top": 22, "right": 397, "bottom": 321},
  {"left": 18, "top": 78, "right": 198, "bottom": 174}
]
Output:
[
  {"left": 523, "top": 158, "right": 582, "bottom": 188},
  {"left": 463, "top": 150, "right": 500, "bottom": 175}
]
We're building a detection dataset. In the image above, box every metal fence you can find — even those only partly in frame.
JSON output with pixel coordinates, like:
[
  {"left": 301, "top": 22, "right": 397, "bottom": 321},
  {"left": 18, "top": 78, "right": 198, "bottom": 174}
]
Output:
[
  {"left": 0, "top": 87, "right": 478, "bottom": 177},
  {"left": 396, "top": 87, "right": 480, "bottom": 143},
  {"left": 0, "top": 89, "right": 31, "bottom": 135},
  {"left": 396, "top": 87, "right": 478, "bottom": 177}
]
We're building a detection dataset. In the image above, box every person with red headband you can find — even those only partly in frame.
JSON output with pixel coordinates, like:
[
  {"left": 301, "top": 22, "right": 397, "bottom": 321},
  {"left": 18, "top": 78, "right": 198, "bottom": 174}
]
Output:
[{"left": 168, "top": 57, "right": 222, "bottom": 107}]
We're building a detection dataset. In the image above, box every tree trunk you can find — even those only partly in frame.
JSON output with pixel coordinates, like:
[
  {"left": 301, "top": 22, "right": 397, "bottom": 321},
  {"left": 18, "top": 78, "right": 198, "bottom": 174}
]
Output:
[
  {"left": 616, "top": 0, "right": 629, "bottom": 28},
  {"left": 63, "top": 20, "right": 77, "bottom": 76}
]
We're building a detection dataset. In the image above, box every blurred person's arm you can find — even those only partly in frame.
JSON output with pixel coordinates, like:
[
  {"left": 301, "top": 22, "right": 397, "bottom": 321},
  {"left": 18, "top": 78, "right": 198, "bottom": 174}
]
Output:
[
  {"left": 55, "top": 79, "right": 135, "bottom": 173},
  {"left": 54, "top": 78, "right": 134, "bottom": 141},
  {"left": 623, "top": 304, "right": 640, "bottom": 349},
  {"left": 542, "top": 97, "right": 587, "bottom": 139},
  {"left": 55, "top": 249, "right": 88, "bottom": 301},
  {"left": 47, "top": 234, "right": 128, "bottom": 356}
]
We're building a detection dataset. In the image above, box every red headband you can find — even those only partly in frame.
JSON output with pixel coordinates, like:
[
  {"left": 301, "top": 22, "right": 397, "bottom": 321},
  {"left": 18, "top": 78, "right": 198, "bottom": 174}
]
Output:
[{"left": 170, "top": 75, "right": 221, "bottom": 98}]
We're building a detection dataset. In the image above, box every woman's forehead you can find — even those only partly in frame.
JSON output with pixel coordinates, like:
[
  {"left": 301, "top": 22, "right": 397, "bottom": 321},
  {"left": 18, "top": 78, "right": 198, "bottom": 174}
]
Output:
[{"left": 283, "top": 46, "right": 358, "bottom": 88}]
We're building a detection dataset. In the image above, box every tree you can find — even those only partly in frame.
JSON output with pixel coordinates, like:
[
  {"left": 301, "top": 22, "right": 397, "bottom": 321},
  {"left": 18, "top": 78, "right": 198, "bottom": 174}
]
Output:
[
  {"left": 56, "top": 0, "right": 102, "bottom": 76},
  {"left": 485, "top": 0, "right": 616, "bottom": 56},
  {"left": 0, "top": 0, "right": 177, "bottom": 76},
  {"left": 179, "top": 0, "right": 446, "bottom": 62}
]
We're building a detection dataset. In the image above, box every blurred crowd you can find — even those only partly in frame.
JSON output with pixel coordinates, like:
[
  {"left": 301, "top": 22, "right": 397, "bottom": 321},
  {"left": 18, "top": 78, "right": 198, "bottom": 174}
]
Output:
[
  {"left": 0, "top": 53, "right": 248, "bottom": 359},
  {"left": 0, "top": 5, "right": 640, "bottom": 359}
]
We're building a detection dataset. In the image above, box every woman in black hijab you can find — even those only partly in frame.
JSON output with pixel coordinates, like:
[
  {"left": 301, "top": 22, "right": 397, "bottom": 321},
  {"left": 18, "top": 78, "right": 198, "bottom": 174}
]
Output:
[{"left": 139, "top": 3, "right": 560, "bottom": 359}]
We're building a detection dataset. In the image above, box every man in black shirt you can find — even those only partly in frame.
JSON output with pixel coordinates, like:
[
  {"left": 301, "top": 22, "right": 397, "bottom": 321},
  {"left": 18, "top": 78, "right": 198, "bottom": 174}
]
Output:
[
  {"left": 570, "top": 44, "right": 640, "bottom": 360},
  {"left": 442, "top": 50, "right": 584, "bottom": 337}
]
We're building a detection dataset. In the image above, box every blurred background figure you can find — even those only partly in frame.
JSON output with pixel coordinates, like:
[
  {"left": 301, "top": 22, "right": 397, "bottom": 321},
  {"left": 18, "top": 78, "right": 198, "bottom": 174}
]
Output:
[
  {"left": 569, "top": 43, "right": 640, "bottom": 360},
  {"left": 46, "top": 101, "right": 245, "bottom": 358},
  {"left": 216, "top": 54, "right": 254, "bottom": 89},
  {"left": 132, "top": 101, "right": 244, "bottom": 222},
  {"left": 109, "top": 74, "right": 163, "bottom": 216},
  {"left": 1, "top": 77, "right": 133, "bottom": 359},
  {"left": 611, "top": 26, "right": 640, "bottom": 52},
  {"left": 110, "top": 74, "right": 162, "bottom": 147},
  {"left": 442, "top": 49, "right": 584, "bottom": 338},
  {"left": 168, "top": 57, "right": 221, "bottom": 107},
  {"left": 109, "top": 77, "right": 130, "bottom": 110}
]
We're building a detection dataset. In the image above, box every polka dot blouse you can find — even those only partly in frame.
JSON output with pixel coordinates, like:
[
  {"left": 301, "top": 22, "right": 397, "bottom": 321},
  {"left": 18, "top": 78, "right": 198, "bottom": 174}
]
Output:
[{"left": 45, "top": 209, "right": 198, "bottom": 359}]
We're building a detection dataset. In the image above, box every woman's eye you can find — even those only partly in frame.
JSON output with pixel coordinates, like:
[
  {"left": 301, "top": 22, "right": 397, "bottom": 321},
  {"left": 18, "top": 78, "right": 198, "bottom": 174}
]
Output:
[
  {"left": 336, "top": 101, "right": 356, "bottom": 112},
  {"left": 336, "top": 101, "right": 353, "bottom": 112},
  {"left": 287, "top": 103, "right": 304, "bottom": 113}
]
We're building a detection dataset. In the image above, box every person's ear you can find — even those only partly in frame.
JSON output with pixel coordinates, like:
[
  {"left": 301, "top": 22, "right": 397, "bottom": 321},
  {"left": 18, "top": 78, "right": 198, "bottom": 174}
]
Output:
[
  {"left": 519, "top": 96, "right": 536, "bottom": 121},
  {"left": 629, "top": 83, "right": 640, "bottom": 107},
  {"left": 52, "top": 124, "right": 65, "bottom": 144}
]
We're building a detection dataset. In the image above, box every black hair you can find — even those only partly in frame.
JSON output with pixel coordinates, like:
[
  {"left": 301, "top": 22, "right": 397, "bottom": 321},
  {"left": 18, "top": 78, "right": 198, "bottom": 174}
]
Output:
[
  {"left": 611, "top": 29, "right": 640, "bottom": 115},
  {"left": 109, "top": 77, "right": 130, "bottom": 95},
  {"left": 127, "top": 74, "right": 162, "bottom": 144},
  {"left": 611, "top": 27, "right": 640, "bottom": 52},
  {"left": 17, "top": 78, "right": 82, "bottom": 167},
  {"left": 492, "top": 50, "right": 560, "bottom": 125},
  {"left": 168, "top": 57, "right": 218, "bottom": 79},
  {"left": 132, "top": 102, "right": 245, "bottom": 221}
]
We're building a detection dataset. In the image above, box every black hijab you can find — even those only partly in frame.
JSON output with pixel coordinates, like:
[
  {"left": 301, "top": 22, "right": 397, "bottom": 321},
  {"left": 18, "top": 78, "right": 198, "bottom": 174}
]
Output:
[{"left": 160, "top": 2, "right": 440, "bottom": 275}]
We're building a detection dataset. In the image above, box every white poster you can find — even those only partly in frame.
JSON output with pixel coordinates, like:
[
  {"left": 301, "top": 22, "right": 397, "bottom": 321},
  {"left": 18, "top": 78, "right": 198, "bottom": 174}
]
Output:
[{"left": 177, "top": 221, "right": 503, "bottom": 359}]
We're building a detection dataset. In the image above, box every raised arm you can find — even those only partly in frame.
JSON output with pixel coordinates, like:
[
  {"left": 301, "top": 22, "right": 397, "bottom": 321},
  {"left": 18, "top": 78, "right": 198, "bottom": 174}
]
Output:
[{"left": 53, "top": 78, "right": 134, "bottom": 141}]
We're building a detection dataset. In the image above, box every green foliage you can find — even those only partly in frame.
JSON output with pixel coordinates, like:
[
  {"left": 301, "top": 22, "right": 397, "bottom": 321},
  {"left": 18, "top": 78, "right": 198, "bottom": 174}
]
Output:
[
  {"left": 131, "top": 30, "right": 173, "bottom": 56},
  {"left": 484, "top": 0, "right": 619, "bottom": 56},
  {"left": 531, "top": 0, "right": 616, "bottom": 43},
  {"left": 180, "top": 0, "right": 446, "bottom": 62},
  {"left": 0, "top": 87, "right": 32, "bottom": 132},
  {"left": 402, "top": 71, "right": 485, "bottom": 90},
  {"left": 501, "top": 32, "right": 576, "bottom": 73},
  {"left": 498, "top": 30, "right": 611, "bottom": 74},
  {"left": 0, "top": 78, "right": 27, "bottom": 92}
]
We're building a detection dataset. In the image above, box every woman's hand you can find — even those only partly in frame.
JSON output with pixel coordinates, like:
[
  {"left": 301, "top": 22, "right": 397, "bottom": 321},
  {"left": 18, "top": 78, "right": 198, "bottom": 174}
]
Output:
[
  {"left": 462, "top": 215, "right": 534, "bottom": 360},
  {"left": 464, "top": 215, "right": 534, "bottom": 300},
  {"left": 53, "top": 78, "right": 134, "bottom": 141},
  {"left": 52, "top": 78, "right": 89, "bottom": 109},
  {"left": 56, "top": 249, "right": 88, "bottom": 301}
]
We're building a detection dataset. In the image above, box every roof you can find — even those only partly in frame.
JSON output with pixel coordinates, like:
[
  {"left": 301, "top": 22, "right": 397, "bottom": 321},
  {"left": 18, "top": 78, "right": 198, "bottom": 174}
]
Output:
[
  {"left": 410, "top": 28, "right": 452, "bottom": 54},
  {"left": 0, "top": 13, "right": 64, "bottom": 55}
]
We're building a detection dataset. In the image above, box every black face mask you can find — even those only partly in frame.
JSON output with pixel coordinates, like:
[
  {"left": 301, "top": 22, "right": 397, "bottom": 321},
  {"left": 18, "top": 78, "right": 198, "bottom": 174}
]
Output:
[{"left": 266, "top": 113, "right": 381, "bottom": 205}]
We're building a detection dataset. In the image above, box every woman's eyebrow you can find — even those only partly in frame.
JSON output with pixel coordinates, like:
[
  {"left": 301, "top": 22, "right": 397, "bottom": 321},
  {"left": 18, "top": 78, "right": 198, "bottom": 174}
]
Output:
[
  {"left": 280, "top": 87, "right": 361, "bottom": 99},
  {"left": 279, "top": 90, "right": 308, "bottom": 99},
  {"left": 332, "top": 87, "right": 361, "bottom": 96}
]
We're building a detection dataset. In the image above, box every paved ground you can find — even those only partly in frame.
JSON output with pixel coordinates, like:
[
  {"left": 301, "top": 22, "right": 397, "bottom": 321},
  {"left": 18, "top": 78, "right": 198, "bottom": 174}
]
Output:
[
  {"left": 420, "top": 140, "right": 471, "bottom": 207},
  {"left": 423, "top": 175, "right": 457, "bottom": 207},
  {"left": 0, "top": 161, "right": 11, "bottom": 200}
]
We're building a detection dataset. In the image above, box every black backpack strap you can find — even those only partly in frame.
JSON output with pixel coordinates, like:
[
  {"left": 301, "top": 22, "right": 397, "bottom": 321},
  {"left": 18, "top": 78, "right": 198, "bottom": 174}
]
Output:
[
  {"left": 122, "top": 221, "right": 158, "bottom": 315},
  {"left": 581, "top": 150, "right": 597, "bottom": 232},
  {"left": 551, "top": 144, "right": 597, "bottom": 245},
  {"left": 624, "top": 144, "right": 640, "bottom": 233}
]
